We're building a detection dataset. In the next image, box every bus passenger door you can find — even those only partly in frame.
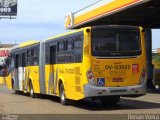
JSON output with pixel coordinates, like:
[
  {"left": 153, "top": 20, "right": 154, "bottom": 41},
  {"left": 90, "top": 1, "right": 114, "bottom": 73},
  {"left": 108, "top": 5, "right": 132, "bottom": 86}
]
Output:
[
  {"left": 50, "top": 45, "right": 56, "bottom": 94},
  {"left": 16, "top": 53, "right": 27, "bottom": 91},
  {"left": 15, "top": 54, "right": 20, "bottom": 90},
  {"left": 21, "top": 53, "right": 27, "bottom": 91},
  {"left": 18, "top": 54, "right": 24, "bottom": 91}
]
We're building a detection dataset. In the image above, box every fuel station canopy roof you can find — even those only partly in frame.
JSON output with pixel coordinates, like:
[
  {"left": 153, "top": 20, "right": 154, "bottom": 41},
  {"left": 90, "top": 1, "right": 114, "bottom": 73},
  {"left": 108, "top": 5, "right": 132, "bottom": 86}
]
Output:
[{"left": 65, "top": 0, "right": 160, "bottom": 29}]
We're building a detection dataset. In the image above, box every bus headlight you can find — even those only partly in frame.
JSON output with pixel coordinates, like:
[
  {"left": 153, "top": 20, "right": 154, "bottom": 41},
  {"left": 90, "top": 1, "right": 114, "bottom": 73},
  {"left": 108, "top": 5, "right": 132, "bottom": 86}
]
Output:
[{"left": 86, "top": 68, "right": 96, "bottom": 86}]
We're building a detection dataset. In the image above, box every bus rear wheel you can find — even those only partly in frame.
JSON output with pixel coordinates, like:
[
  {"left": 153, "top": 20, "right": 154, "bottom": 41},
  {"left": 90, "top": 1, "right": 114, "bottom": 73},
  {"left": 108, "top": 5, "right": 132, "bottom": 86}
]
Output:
[
  {"left": 59, "top": 83, "right": 68, "bottom": 105},
  {"left": 29, "top": 82, "right": 36, "bottom": 98},
  {"left": 100, "top": 96, "right": 120, "bottom": 105}
]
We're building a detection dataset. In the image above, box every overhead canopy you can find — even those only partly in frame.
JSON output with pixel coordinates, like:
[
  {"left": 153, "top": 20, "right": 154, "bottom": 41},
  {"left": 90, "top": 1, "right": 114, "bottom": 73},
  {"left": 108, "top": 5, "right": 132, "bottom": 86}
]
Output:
[{"left": 65, "top": 0, "right": 160, "bottom": 29}]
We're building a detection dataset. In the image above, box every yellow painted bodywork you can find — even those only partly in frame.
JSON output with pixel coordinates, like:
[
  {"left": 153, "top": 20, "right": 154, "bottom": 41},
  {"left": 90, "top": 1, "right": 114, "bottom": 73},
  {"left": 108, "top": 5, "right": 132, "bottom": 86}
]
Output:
[
  {"left": 19, "top": 40, "right": 39, "bottom": 48},
  {"left": 5, "top": 27, "right": 146, "bottom": 101},
  {"left": 45, "top": 63, "right": 85, "bottom": 100},
  {"left": 5, "top": 73, "right": 12, "bottom": 89},
  {"left": 45, "top": 27, "right": 146, "bottom": 100},
  {"left": 5, "top": 66, "right": 40, "bottom": 93},
  {"left": 91, "top": 27, "right": 146, "bottom": 87},
  {"left": 25, "top": 66, "right": 40, "bottom": 93},
  {"left": 0, "top": 77, "right": 5, "bottom": 85},
  {"left": 44, "top": 27, "right": 91, "bottom": 100}
]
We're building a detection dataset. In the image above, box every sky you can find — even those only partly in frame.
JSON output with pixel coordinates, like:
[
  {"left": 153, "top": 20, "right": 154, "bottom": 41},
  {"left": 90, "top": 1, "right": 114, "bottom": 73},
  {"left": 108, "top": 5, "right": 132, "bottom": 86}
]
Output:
[{"left": 0, "top": 0, "right": 159, "bottom": 49}]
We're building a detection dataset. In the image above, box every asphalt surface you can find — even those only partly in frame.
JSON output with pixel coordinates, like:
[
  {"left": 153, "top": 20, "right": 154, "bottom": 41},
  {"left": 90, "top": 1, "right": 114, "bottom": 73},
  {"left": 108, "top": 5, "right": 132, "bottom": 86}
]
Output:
[{"left": 0, "top": 86, "right": 160, "bottom": 120}]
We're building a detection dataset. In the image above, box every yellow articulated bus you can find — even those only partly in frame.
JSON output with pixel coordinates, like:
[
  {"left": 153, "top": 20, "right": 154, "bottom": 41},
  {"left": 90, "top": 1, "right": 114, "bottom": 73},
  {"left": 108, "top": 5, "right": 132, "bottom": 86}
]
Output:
[{"left": 6, "top": 25, "right": 147, "bottom": 105}]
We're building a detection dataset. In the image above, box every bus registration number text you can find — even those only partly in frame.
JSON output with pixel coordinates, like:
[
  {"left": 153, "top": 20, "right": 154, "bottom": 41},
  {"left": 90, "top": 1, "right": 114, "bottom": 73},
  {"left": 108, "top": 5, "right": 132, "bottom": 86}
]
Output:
[{"left": 105, "top": 65, "right": 130, "bottom": 70}]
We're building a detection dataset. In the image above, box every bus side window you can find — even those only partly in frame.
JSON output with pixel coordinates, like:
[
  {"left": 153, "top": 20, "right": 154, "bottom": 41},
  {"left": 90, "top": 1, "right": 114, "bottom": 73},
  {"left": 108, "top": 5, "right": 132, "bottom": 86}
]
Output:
[
  {"left": 58, "top": 41, "right": 65, "bottom": 52},
  {"left": 66, "top": 38, "right": 74, "bottom": 63},
  {"left": 27, "top": 47, "right": 38, "bottom": 66},
  {"left": 7, "top": 53, "right": 15, "bottom": 74},
  {"left": 22, "top": 53, "right": 27, "bottom": 67},
  {"left": 67, "top": 39, "right": 74, "bottom": 51},
  {"left": 50, "top": 45, "right": 56, "bottom": 64},
  {"left": 27, "top": 49, "right": 31, "bottom": 66},
  {"left": 33, "top": 47, "right": 38, "bottom": 65},
  {"left": 20, "top": 54, "right": 23, "bottom": 67},
  {"left": 57, "top": 41, "right": 65, "bottom": 63},
  {"left": 74, "top": 36, "right": 83, "bottom": 62},
  {"left": 15, "top": 54, "right": 19, "bottom": 68}
]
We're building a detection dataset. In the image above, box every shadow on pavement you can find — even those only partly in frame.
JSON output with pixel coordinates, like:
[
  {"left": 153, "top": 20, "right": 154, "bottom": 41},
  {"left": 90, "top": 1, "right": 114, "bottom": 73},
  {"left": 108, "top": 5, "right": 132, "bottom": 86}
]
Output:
[
  {"left": 70, "top": 98, "right": 160, "bottom": 111},
  {"left": 3, "top": 86, "right": 160, "bottom": 111},
  {"left": 30, "top": 93, "right": 160, "bottom": 111}
]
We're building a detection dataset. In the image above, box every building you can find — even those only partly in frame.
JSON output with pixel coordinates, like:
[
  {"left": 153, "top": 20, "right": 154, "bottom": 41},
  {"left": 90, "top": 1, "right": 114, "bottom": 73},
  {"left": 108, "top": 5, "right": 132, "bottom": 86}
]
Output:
[
  {"left": 0, "top": 44, "right": 16, "bottom": 48},
  {"left": 152, "top": 48, "right": 160, "bottom": 53}
]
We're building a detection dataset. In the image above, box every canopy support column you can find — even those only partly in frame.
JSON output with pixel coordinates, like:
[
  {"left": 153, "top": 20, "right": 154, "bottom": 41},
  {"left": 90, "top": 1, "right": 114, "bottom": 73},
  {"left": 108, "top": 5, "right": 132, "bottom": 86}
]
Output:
[{"left": 145, "top": 29, "right": 155, "bottom": 89}]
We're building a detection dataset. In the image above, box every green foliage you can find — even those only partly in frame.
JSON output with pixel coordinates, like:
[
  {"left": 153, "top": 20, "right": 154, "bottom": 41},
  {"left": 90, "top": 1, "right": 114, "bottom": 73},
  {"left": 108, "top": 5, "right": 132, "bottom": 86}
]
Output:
[{"left": 152, "top": 53, "right": 160, "bottom": 62}]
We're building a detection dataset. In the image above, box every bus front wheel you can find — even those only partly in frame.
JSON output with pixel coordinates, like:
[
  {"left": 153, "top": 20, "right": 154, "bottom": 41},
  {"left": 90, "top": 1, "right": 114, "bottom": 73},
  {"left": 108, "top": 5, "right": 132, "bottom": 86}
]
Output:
[
  {"left": 59, "top": 83, "right": 68, "bottom": 105},
  {"left": 12, "top": 80, "right": 17, "bottom": 94},
  {"left": 29, "top": 82, "right": 36, "bottom": 98}
]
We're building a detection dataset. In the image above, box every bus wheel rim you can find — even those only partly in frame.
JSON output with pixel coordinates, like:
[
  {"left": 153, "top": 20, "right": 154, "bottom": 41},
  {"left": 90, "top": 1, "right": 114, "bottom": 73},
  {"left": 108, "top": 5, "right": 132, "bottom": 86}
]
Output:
[
  {"left": 61, "top": 91, "right": 65, "bottom": 101},
  {"left": 30, "top": 87, "right": 33, "bottom": 96},
  {"left": 61, "top": 85, "right": 65, "bottom": 101},
  {"left": 31, "top": 89, "right": 33, "bottom": 94}
]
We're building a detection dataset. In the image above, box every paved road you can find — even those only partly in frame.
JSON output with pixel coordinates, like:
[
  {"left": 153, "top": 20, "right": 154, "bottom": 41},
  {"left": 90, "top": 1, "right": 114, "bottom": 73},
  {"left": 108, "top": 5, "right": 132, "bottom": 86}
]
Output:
[{"left": 0, "top": 86, "right": 160, "bottom": 115}]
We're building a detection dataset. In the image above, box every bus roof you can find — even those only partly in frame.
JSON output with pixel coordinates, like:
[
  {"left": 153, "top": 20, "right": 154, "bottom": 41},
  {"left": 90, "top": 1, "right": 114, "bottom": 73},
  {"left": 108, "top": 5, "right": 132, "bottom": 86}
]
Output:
[
  {"left": 19, "top": 40, "right": 39, "bottom": 48},
  {"left": 45, "top": 27, "right": 86, "bottom": 42},
  {"left": 11, "top": 40, "right": 40, "bottom": 50},
  {"left": 11, "top": 25, "right": 141, "bottom": 50}
]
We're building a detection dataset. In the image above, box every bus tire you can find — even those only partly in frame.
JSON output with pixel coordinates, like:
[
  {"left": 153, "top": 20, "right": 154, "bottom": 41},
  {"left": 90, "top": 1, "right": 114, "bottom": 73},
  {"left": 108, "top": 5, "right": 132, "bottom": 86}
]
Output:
[
  {"left": 12, "top": 80, "right": 17, "bottom": 94},
  {"left": 59, "top": 83, "right": 68, "bottom": 105},
  {"left": 100, "top": 96, "right": 120, "bottom": 105},
  {"left": 29, "top": 82, "right": 36, "bottom": 98}
]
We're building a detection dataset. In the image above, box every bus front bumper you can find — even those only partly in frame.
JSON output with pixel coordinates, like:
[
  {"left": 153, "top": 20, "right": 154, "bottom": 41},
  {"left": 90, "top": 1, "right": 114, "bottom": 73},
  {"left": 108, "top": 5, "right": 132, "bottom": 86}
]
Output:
[{"left": 84, "top": 84, "right": 147, "bottom": 98}]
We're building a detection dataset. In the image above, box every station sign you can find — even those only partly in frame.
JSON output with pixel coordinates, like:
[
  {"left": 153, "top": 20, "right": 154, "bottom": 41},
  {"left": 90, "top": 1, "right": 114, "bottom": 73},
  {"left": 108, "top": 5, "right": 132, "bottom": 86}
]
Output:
[
  {"left": 65, "top": 12, "right": 74, "bottom": 29},
  {"left": 0, "top": 0, "right": 17, "bottom": 16}
]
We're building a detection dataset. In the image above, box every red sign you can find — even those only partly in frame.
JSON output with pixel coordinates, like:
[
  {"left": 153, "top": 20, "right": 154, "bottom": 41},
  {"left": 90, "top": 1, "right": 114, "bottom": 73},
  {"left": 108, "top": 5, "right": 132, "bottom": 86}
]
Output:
[
  {"left": 0, "top": 50, "right": 10, "bottom": 57},
  {"left": 112, "top": 77, "right": 123, "bottom": 82},
  {"left": 132, "top": 64, "right": 139, "bottom": 74}
]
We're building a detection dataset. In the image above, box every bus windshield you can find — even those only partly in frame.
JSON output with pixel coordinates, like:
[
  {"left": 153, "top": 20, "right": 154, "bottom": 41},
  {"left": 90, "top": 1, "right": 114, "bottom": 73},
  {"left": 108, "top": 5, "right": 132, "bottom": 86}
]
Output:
[{"left": 92, "top": 29, "right": 141, "bottom": 57}]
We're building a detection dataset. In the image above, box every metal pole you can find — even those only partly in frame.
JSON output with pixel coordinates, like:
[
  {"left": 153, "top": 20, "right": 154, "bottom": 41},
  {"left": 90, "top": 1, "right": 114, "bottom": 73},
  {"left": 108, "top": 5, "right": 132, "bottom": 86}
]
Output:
[{"left": 145, "top": 28, "right": 155, "bottom": 89}]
